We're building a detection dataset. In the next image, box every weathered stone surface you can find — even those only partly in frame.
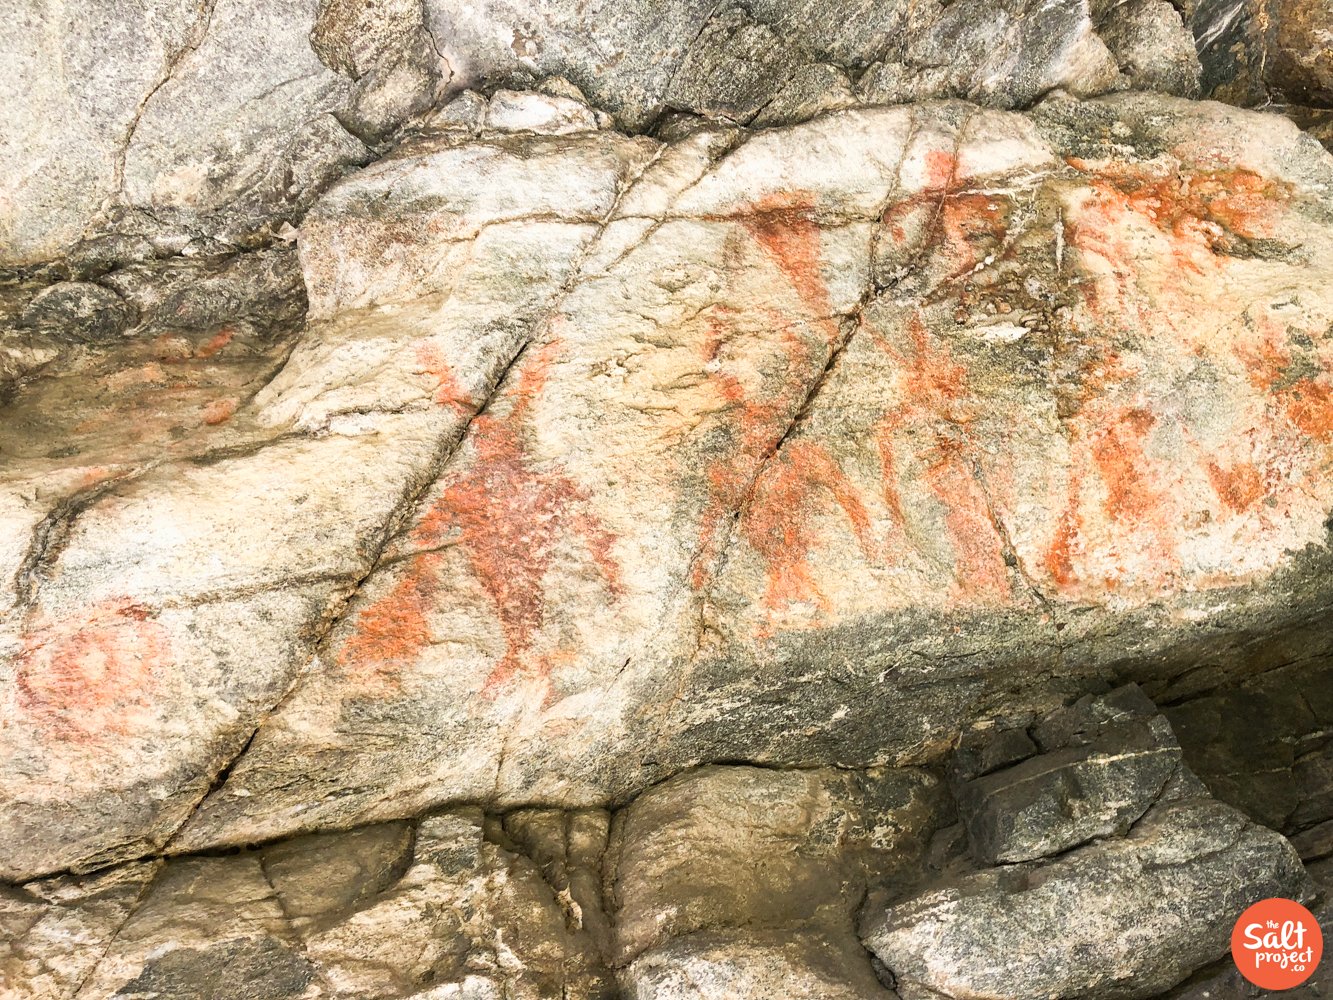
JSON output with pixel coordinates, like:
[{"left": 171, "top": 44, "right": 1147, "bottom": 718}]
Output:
[
  {"left": 607, "top": 765, "right": 940, "bottom": 998},
  {"left": 260, "top": 821, "right": 415, "bottom": 932},
  {"left": 1167, "top": 656, "right": 1333, "bottom": 831},
  {"left": 7, "top": 0, "right": 1333, "bottom": 271},
  {"left": 624, "top": 931, "right": 893, "bottom": 1000},
  {"left": 1189, "top": 0, "right": 1275, "bottom": 105},
  {"left": 0, "top": 0, "right": 381, "bottom": 268},
  {"left": 1271, "top": 0, "right": 1333, "bottom": 106},
  {"left": 863, "top": 798, "right": 1314, "bottom": 1000},
  {"left": 310, "top": 0, "right": 449, "bottom": 143},
  {"left": 5, "top": 3, "right": 1333, "bottom": 992},
  {"left": 0, "top": 861, "right": 157, "bottom": 1000},
  {"left": 429, "top": 0, "right": 1210, "bottom": 132},
  {"left": 18, "top": 283, "right": 135, "bottom": 345},
  {"left": 52, "top": 809, "right": 614, "bottom": 1000},
  {"left": 606, "top": 766, "right": 943, "bottom": 964},
  {"left": 0, "top": 0, "right": 207, "bottom": 265},
  {"left": 1163, "top": 857, "right": 1333, "bottom": 998},
  {"left": 2, "top": 92, "right": 1332, "bottom": 878},
  {"left": 116, "top": 0, "right": 364, "bottom": 249},
  {"left": 955, "top": 686, "right": 1190, "bottom": 864},
  {"left": 297, "top": 812, "right": 616, "bottom": 999},
  {"left": 1095, "top": 0, "right": 1201, "bottom": 96}
]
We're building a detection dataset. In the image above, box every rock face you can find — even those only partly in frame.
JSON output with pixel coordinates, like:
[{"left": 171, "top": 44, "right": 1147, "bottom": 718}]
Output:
[
  {"left": 2, "top": 3, "right": 1333, "bottom": 997},
  {"left": 606, "top": 765, "right": 942, "bottom": 998},
  {"left": 1, "top": 693, "right": 1321, "bottom": 1000},
  {"left": 861, "top": 689, "right": 1315, "bottom": 1000},
  {"left": 7, "top": 811, "right": 616, "bottom": 1000},
  {"left": 5, "top": 0, "right": 1330, "bottom": 266},
  {"left": 2, "top": 87, "right": 1333, "bottom": 887}
]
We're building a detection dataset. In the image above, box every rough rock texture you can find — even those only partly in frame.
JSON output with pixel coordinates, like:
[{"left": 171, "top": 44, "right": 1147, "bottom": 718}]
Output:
[
  {"left": 955, "top": 686, "right": 1188, "bottom": 864},
  {"left": 1, "top": 88, "right": 1332, "bottom": 887},
  {"left": 1165, "top": 857, "right": 1332, "bottom": 998},
  {"left": 1270, "top": 0, "right": 1333, "bottom": 106},
  {"left": 1, "top": 696, "right": 1321, "bottom": 1000},
  {"left": 3, "top": 4, "right": 1333, "bottom": 996},
  {"left": 862, "top": 689, "right": 1315, "bottom": 1000},
  {"left": 1167, "top": 654, "right": 1333, "bottom": 834},
  {"left": 606, "top": 765, "right": 943, "bottom": 998},
  {"left": 6, "top": 0, "right": 1330, "bottom": 268},
  {"left": 5, "top": 810, "right": 614, "bottom": 1000},
  {"left": 865, "top": 798, "right": 1312, "bottom": 1000}
]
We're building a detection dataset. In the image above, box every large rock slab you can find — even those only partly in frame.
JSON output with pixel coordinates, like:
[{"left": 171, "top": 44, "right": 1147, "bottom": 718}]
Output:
[
  {"left": 0, "top": 0, "right": 207, "bottom": 265},
  {"left": 428, "top": 0, "right": 1203, "bottom": 131},
  {"left": 0, "top": 0, "right": 386, "bottom": 267},
  {"left": 1166, "top": 654, "right": 1333, "bottom": 832},
  {"left": 955, "top": 686, "right": 1188, "bottom": 864},
  {"left": 5, "top": 1, "right": 1329, "bottom": 269},
  {"left": 168, "top": 92, "right": 1333, "bottom": 856},
  {"left": 3, "top": 92, "right": 1333, "bottom": 878}
]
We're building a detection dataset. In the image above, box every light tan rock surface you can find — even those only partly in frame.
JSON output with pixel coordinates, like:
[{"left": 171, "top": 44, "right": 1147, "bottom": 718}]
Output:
[
  {"left": 1, "top": 6, "right": 1333, "bottom": 985},
  {"left": 9, "top": 0, "right": 1329, "bottom": 267},
  {"left": 2, "top": 92, "right": 1332, "bottom": 884}
]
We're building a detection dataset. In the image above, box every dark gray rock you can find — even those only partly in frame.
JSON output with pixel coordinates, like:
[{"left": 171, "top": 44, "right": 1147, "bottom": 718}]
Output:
[
  {"left": 113, "top": 937, "right": 315, "bottom": 1000},
  {"left": 1162, "top": 857, "right": 1333, "bottom": 999},
  {"left": 952, "top": 725, "right": 1038, "bottom": 783},
  {"left": 1166, "top": 658, "right": 1333, "bottom": 833},
  {"left": 18, "top": 281, "right": 135, "bottom": 344},
  {"left": 661, "top": 9, "right": 803, "bottom": 124},
  {"left": 98, "top": 247, "right": 307, "bottom": 338},
  {"left": 426, "top": 0, "right": 720, "bottom": 132},
  {"left": 955, "top": 686, "right": 1190, "bottom": 865},
  {"left": 862, "top": 798, "right": 1315, "bottom": 1000},
  {"left": 1292, "top": 818, "right": 1333, "bottom": 863},
  {"left": 1188, "top": 0, "right": 1273, "bottom": 105},
  {"left": 1095, "top": 0, "right": 1202, "bottom": 96},
  {"left": 900, "top": 0, "right": 1122, "bottom": 106}
]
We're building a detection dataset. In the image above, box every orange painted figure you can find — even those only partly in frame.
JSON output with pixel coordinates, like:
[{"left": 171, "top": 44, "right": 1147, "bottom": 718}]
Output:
[{"left": 340, "top": 340, "right": 623, "bottom": 696}]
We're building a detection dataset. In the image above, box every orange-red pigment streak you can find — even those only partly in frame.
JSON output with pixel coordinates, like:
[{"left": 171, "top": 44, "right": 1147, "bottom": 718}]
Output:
[{"left": 340, "top": 341, "right": 623, "bottom": 696}]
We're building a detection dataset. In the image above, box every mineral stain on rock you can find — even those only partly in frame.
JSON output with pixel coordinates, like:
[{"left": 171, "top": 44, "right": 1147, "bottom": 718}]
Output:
[
  {"left": 870, "top": 312, "right": 1013, "bottom": 603},
  {"left": 688, "top": 197, "right": 844, "bottom": 596}
]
